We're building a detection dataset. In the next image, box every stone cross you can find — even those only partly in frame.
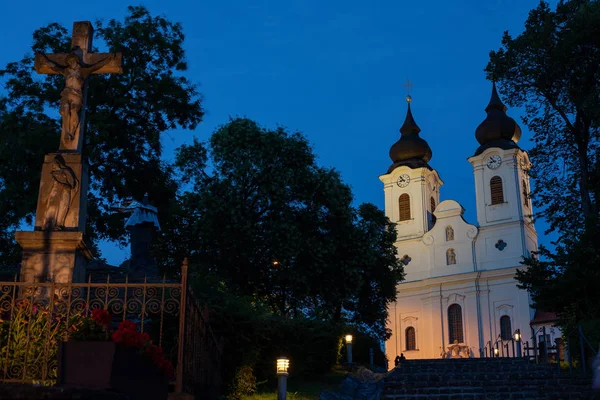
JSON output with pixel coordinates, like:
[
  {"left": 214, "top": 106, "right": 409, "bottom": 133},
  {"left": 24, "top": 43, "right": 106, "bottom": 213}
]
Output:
[{"left": 34, "top": 21, "right": 122, "bottom": 152}]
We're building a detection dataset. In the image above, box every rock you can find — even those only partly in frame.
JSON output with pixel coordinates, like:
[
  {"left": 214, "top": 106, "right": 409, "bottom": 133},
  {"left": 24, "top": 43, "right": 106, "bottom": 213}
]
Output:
[{"left": 320, "top": 367, "right": 387, "bottom": 400}]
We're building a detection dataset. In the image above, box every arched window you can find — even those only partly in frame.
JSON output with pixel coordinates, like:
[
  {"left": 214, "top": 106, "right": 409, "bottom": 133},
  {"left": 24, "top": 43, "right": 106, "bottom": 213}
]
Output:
[
  {"left": 448, "top": 304, "right": 464, "bottom": 343},
  {"left": 522, "top": 179, "right": 529, "bottom": 208},
  {"left": 445, "top": 226, "right": 454, "bottom": 241},
  {"left": 398, "top": 194, "right": 411, "bottom": 221},
  {"left": 430, "top": 196, "right": 436, "bottom": 225},
  {"left": 490, "top": 176, "right": 504, "bottom": 205},
  {"left": 446, "top": 249, "right": 456, "bottom": 265},
  {"left": 500, "top": 316, "right": 512, "bottom": 340},
  {"left": 405, "top": 327, "right": 416, "bottom": 350}
]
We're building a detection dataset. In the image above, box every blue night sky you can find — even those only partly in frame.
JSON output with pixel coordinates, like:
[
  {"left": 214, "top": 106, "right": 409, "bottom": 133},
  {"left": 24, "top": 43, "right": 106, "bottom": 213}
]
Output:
[{"left": 0, "top": 0, "right": 557, "bottom": 266}]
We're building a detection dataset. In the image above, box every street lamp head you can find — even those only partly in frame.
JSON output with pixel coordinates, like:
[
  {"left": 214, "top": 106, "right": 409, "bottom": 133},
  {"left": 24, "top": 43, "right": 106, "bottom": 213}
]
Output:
[
  {"left": 345, "top": 334, "right": 353, "bottom": 344},
  {"left": 514, "top": 331, "right": 521, "bottom": 341},
  {"left": 277, "top": 357, "right": 289, "bottom": 375},
  {"left": 494, "top": 348, "right": 499, "bottom": 355}
]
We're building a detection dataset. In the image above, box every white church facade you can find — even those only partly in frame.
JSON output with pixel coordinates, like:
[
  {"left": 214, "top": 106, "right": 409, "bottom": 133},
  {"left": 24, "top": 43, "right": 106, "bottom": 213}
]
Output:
[{"left": 384, "top": 84, "right": 539, "bottom": 361}]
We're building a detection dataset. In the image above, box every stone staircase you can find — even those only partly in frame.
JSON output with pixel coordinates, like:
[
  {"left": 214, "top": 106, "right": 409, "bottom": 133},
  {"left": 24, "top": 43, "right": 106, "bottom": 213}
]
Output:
[{"left": 383, "top": 358, "right": 598, "bottom": 400}]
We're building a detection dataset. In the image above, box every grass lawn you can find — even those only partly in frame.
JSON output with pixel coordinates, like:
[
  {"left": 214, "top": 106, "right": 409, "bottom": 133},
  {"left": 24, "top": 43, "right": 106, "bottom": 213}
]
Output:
[{"left": 242, "top": 369, "right": 347, "bottom": 400}]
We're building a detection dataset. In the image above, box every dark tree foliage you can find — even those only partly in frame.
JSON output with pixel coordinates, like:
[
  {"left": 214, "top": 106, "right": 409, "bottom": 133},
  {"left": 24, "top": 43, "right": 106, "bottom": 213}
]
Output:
[
  {"left": 487, "top": 0, "right": 600, "bottom": 328},
  {"left": 516, "top": 228, "right": 600, "bottom": 325},
  {"left": 0, "top": 6, "right": 203, "bottom": 263},
  {"left": 486, "top": 0, "right": 599, "bottom": 236},
  {"left": 173, "top": 118, "right": 404, "bottom": 339}
]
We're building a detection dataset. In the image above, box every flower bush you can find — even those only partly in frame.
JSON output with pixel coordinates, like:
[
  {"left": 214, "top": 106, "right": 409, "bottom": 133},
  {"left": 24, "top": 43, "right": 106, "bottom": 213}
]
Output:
[
  {"left": 68, "top": 308, "right": 111, "bottom": 341},
  {"left": 0, "top": 299, "right": 73, "bottom": 384},
  {"left": 110, "top": 320, "right": 174, "bottom": 378},
  {"left": 0, "top": 301, "right": 174, "bottom": 382},
  {"left": 64, "top": 309, "right": 174, "bottom": 378}
]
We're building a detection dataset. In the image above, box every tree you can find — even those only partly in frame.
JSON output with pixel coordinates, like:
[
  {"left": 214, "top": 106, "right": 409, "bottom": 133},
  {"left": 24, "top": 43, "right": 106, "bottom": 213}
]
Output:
[
  {"left": 486, "top": 0, "right": 600, "bottom": 328},
  {"left": 173, "top": 118, "right": 403, "bottom": 338},
  {"left": 486, "top": 0, "right": 599, "bottom": 237},
  {"left": 0, "top": 6, "right": 203, "bottom": 263}
]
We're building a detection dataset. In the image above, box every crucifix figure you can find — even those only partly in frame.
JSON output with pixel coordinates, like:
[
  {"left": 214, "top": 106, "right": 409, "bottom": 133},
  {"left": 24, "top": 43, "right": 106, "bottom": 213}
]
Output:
[
  {"left": 34, "top": 21, "right": 123, "bottom": 151},
  {"left": 403, "top": 79, "right": 414, "bottom": 103}
]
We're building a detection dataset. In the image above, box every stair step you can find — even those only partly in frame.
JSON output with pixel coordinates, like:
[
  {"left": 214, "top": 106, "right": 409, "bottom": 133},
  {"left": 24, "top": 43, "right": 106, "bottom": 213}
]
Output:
[
  {"left": 385, "top": 384, "right": 595, "bottom": 394},
  {"left": 381, "top": 359, "right": 595, "bottom": 400},
  {"left": 384, "top": 394, "right": 598, "bottom": 400}
]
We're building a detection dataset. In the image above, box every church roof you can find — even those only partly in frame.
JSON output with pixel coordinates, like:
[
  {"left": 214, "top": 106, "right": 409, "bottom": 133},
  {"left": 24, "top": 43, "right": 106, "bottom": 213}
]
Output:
[
  {"left": 388, "top": 102, "right": 433, "bottom": 173},
  {"left": 530, "top": 310, "right": 559, "bottom": 325},
  {"left": 473, "top": 82, "right": 522, "bottom": 156}
]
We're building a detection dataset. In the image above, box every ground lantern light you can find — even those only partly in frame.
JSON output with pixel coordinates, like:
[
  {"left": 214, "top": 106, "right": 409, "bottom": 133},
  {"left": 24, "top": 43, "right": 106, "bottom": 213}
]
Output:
[
  {"left": 514, "top": 329, "right": 522, "bottom": 358},
  {"left": 345, "top": 334, "right": 353, "bottom": 364},
  {"left": 276, "top": 357, "right": 289, "bottom": 400}
]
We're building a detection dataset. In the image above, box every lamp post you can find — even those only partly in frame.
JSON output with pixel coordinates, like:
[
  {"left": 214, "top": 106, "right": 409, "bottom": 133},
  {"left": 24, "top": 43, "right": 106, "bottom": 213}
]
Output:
[
  {"left": 276, "top": 357, "right": 289, "bottom": 400},
  {"left": 345, "top": 334, "right": 353, "bottom": 364},
  {"left": 514, "top": 329, "right": 522, "bottom": 358},
  {"left": 494, "top": 346, "right": 499, "bottom": 358}
]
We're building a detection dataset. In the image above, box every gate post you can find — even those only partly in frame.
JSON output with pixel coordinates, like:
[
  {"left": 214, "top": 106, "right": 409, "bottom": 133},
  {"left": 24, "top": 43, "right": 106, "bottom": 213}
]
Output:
[
  {"left": 542, "top": 326, "right": 548, "bottom": 363},
  {"left": 568, "top": 335, "right": 573, "bottom": 376},
  {"left": 175, "top": 258, "right": 189, "bottom": 393},
  {"left": 579, "top": 325, "right": 586, "bottom": 376}
]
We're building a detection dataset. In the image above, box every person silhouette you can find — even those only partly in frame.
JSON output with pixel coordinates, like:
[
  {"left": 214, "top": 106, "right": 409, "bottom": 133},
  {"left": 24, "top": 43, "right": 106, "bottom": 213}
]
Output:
[{"left": 394, "top": 355, "right": 401, "bottom": 367}]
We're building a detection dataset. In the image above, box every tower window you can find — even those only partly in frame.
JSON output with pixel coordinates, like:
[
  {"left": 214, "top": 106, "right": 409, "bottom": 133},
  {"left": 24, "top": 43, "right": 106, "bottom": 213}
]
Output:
[
  {"left": 430, "top": 196, "right": 436, "bottom": 225},
  {"left": 448, "top": 304, "right": 464, "bottom": 343},
  {"left": 500, "top": 315, "right": 512, "bottom": 340},
  {"left": 446, "top": 249, "right": 456, "bottom": 265},
  {"left": 405, "top": 327, "right": 416, "bottom": 350},
  {"left": 399, "top": 194, "right": 411, "bottom": 221},
  {"left": 446, "top": 226, "right": 454, "bottom": 241},
  {"left": 490, "top": 176, "right": 504, "bottom": 205}
]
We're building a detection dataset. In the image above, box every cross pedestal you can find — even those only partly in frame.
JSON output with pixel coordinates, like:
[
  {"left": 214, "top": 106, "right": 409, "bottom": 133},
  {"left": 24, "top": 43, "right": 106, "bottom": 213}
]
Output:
[{"left": 16, "top": 231, "right": 93, "bottom": 284}]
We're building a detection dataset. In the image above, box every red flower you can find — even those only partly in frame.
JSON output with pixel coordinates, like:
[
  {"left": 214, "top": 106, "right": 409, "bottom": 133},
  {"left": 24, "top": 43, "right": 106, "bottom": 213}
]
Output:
[
  {"left": 109, "top": 319, "right": 174, "bottom": 378},
  {"left": 112, "top": 329, "right": 124, "bottom": 342},
  {"left": 91, "top": 309, "right": 111, "bottom": 328}
]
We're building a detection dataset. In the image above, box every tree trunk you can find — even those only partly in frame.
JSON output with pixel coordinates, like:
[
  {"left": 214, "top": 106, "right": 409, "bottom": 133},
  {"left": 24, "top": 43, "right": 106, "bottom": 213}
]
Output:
[{"left": 574, "top": 125, "right": 593, "bottom": 223}]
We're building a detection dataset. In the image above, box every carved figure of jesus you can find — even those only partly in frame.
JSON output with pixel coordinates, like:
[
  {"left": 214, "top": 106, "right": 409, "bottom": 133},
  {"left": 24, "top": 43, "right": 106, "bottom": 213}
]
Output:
[
  {"left": 40, "top": 51, "right": 116, "bottom": 149},
  {"left": 41, "top": 156, "right": 79, "bottom": 230}
]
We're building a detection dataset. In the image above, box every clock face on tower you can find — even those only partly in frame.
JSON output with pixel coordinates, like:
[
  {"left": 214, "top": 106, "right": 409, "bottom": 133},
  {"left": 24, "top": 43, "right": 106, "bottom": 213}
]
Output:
[
  {"left": 396, "top": 174, "right": 410, "bottom": 187},
  {"left": 487, "top": 155, "right": 502, "bottom": 170}
]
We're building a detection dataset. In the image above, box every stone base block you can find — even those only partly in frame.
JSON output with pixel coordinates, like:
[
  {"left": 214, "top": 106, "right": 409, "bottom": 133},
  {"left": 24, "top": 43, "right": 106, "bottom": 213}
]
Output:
[{"left": 15, "top": 230, "right": 93, "bottom": 283}]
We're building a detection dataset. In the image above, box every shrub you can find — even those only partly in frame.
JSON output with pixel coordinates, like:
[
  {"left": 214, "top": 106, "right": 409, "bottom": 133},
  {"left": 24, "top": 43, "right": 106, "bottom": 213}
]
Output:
[
  {"left": 0, "top": 299, "right": 73, "bottom": 384},
  {"left": 229, "top": 365, "right": 257, "bottom": 399}
]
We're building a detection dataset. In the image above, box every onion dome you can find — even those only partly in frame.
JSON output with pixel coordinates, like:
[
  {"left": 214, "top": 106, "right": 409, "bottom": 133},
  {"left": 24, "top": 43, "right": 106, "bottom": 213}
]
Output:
[
  {"left": 474, "top": 82, "right": 522, "bottom": 156},
  {"left": 388, "top": 101, "right": 432, "bottom": 173}
]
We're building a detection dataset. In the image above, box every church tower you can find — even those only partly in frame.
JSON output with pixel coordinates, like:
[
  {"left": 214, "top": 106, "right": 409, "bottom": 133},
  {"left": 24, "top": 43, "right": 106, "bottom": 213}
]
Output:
[
  {"left": 468, "top": 83, "right": 538, "bottom": 270},
  {"left": 379, "top": 96, "right": 443, "bottom": 279},
  {"left": 379, "top": 98, "right": 443, "bottom": 239}
]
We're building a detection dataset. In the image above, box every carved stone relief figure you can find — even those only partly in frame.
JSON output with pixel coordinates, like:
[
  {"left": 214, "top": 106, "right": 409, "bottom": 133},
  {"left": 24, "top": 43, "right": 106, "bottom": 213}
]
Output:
[
  {"left": 445, "top": 225, "right": 454, "bottom": 241},
  {"left": 41, "top": 155, "right": 79, "bottom": 230},
  {"left": 39, "top": 51, "right": 116, "bottom": 147},
  {"left": 446, "top": 248, "right": 456, "bottom": 265}
]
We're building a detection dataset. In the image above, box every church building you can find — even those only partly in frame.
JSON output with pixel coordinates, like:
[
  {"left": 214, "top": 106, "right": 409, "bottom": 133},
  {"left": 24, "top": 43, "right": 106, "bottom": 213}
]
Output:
[{"left": 384, "top": 83, "right": 538, "bottom": 361}]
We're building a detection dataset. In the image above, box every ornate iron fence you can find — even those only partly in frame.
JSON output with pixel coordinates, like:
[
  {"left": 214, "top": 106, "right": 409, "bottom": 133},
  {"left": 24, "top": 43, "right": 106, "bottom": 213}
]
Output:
[{"left": 0, "top": 259, "right": 222, "bottom": 397}]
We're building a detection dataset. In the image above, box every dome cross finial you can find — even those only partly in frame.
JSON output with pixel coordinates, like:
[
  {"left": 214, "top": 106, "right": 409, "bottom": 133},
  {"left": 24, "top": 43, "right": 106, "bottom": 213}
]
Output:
[{"left": 403, "top": 78, "right": 414, "bottom": 103}]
